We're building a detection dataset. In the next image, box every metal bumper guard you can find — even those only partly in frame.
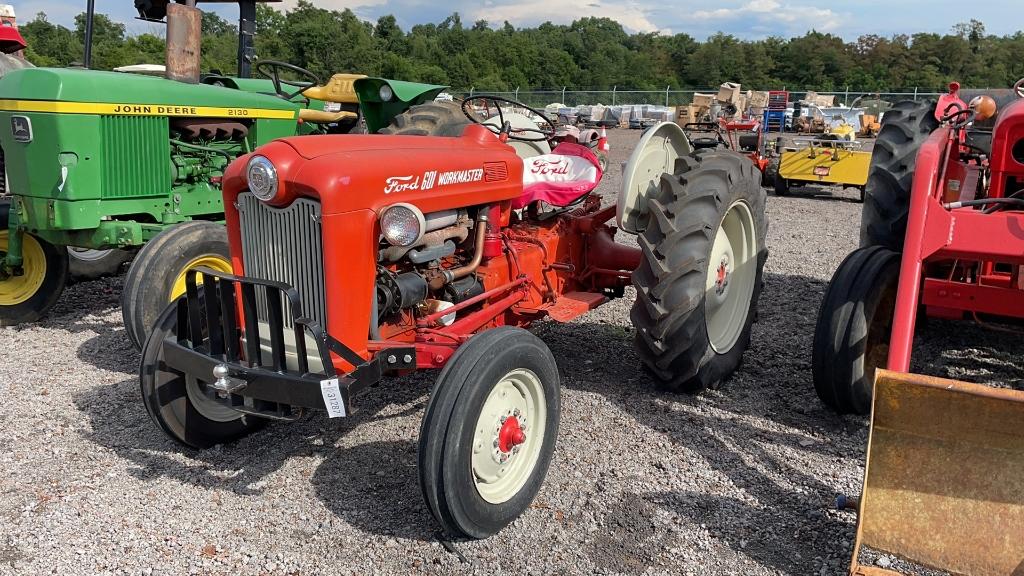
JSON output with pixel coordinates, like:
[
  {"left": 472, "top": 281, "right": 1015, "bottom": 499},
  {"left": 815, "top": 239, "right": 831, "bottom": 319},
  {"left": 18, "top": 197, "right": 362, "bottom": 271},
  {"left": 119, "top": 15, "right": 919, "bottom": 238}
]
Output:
[{"left": 162, "top": 267, "right": 414, "bottom": 420}]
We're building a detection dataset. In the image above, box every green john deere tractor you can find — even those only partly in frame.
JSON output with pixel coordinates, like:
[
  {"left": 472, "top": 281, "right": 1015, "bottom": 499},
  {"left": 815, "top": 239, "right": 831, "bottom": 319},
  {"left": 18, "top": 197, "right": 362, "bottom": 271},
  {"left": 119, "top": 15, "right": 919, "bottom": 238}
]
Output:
[{"left": 0, "top": 1, "right": 446, "bottom": 349}]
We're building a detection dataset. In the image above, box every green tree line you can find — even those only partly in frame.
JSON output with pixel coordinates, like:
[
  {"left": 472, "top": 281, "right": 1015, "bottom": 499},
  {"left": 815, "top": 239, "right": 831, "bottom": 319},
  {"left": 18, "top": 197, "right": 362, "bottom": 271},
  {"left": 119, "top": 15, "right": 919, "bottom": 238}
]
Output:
[{"left": 20, "top": 2, "right": 1024, "bottom": 91}]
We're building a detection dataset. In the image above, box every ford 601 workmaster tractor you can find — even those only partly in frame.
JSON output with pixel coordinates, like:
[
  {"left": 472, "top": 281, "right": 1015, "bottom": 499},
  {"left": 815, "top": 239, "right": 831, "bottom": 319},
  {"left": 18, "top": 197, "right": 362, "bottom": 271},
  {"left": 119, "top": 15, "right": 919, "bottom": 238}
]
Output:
[
  {"left": 137, "top": 98, "right": 768, "bottom": 538},
  {"left": 0, "top": 2, "right": 445, "bottom": 351}
]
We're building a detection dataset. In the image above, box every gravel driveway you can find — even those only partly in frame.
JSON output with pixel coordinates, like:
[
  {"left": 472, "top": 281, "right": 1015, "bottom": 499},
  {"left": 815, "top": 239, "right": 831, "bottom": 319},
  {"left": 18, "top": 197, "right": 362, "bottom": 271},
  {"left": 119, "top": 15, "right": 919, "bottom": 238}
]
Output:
[{"left": 1, "top": 129, "right": 1020, "bottom": 576}]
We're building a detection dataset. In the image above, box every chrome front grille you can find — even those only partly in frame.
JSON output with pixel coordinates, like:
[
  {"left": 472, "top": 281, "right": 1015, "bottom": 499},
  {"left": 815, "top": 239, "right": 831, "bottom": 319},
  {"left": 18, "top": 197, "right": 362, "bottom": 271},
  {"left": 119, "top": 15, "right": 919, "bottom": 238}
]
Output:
[{"left": 237, "top": 193, "right": 327, "bottom": 330}]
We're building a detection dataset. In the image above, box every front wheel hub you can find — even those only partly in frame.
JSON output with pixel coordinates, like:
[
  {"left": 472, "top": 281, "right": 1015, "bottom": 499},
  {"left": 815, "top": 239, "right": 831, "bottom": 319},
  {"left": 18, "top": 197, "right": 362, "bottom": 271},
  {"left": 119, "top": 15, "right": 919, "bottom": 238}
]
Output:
[
  {"left": 497, "top": 415, "right": 526, "bottom": 453},
  {"left": 471, "top": 369, "right": 546, "bottom": 504}
]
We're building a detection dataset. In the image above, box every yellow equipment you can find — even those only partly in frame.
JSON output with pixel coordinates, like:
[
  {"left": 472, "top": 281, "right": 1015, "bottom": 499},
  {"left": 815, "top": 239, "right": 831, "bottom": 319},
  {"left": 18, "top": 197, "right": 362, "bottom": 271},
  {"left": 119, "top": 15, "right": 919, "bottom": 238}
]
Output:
[
  {"left": 774, "top": 137, "right": 871, "bottom": 201},
  {"left": 859, "top": 114, "right": 881, "bottom": 138},
  {"left": 849, "top": 370, "right": 1024, "bottom": 575},
  {"left": 299, "top": 73, "right": 365, "bottom": 123}
]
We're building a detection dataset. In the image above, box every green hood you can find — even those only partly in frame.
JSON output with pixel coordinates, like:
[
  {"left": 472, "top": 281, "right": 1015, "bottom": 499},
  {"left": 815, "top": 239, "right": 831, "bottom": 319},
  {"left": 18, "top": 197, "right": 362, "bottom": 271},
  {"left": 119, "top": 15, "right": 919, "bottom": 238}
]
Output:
[{"left": 0, "top": 67, "right": 298, "bottom": 115}]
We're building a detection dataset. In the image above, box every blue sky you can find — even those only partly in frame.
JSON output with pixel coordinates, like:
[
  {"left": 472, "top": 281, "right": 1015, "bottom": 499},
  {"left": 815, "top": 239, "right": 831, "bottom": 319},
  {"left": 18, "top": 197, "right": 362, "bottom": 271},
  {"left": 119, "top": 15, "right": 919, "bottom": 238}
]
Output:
[{"left": 20, "top": 0, "right": 1024, "bottom": 40}]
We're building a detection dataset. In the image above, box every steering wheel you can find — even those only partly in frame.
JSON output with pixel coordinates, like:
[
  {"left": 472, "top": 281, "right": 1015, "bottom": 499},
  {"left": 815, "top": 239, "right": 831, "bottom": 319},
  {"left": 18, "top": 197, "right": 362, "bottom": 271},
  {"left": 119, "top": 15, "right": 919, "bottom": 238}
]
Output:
[
  {"left": 254, "top": 60, "right": 321, "bottom": 101},
  {"left": 689, "top": 137, "right": 722, "bottom": 150},
  {"left": 1014, "top": 78, "right": 1024, "bottom": 99},
  {"left": 460, "top": 95, "right": 556, "bottom": 142}
]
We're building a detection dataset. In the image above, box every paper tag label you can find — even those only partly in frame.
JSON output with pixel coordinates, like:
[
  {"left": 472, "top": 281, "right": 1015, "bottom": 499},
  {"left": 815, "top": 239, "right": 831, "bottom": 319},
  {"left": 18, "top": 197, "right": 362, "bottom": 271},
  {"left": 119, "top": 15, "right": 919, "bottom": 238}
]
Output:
[{"left": 320, "top": 378, "right": 347, "bottom": 418}]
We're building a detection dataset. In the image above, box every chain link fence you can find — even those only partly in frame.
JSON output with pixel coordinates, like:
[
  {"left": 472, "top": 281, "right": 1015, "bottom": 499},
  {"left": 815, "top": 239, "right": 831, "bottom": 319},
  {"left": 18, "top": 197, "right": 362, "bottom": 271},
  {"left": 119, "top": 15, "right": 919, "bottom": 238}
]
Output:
[{"left": 453, "top": 88, "right": 947, "bottom": 108}]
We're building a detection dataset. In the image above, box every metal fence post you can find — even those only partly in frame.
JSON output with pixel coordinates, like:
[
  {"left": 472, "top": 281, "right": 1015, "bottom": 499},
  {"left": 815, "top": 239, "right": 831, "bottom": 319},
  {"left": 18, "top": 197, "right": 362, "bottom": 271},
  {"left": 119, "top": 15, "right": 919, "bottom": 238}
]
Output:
[
  {"left": 914, "top": 87, "right": 918, "bottom": 101},
  {"left": 665, "top": 86, "right": 670, "bottom": 107},
  {"left": 562, "top": 86, "right": 565, "bottom": 104},
  {"left": 845, "top": 85, "right": 849, "bottom": 107},
  {"left": 612, "top": 86, "right": 617, "bottom": 105},
  {"left": 469, "top": 86, "right": 474, "bottom": 99},
  {"left": 515, "top": 86, "right": 519, "bottom": 101}
]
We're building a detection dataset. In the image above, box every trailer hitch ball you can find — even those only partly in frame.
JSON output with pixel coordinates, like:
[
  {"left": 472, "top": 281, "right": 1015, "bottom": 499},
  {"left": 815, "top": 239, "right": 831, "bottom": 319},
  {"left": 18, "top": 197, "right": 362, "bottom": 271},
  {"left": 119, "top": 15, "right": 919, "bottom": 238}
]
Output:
[{"left": 211, "top": 363, "right": 246, "bottom": 397}]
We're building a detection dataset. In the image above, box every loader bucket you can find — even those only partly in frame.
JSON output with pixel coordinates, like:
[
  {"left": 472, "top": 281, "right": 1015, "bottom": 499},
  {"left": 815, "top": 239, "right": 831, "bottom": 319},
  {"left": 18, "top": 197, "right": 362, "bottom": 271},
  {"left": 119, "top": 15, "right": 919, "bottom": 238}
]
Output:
[{"left": 850, "top": 369, "right": 1024, "bottom": 576}]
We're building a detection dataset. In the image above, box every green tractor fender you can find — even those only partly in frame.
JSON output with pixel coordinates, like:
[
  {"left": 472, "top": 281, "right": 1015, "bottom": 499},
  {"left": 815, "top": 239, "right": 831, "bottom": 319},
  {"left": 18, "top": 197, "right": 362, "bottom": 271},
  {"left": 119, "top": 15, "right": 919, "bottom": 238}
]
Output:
[{"left": 354, "top": 78, "right": 448, "bottom": 133}]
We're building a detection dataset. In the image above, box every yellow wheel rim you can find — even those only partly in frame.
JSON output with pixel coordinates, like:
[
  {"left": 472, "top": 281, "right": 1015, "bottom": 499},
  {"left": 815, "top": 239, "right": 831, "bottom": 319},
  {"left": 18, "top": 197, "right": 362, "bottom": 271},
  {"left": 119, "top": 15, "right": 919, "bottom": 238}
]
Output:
[
  {"left": 0, "top": 230, "right": 47, "bottom": 306},
  {"left": 169, "top": 255, "right": 232, "bottom": 302}
]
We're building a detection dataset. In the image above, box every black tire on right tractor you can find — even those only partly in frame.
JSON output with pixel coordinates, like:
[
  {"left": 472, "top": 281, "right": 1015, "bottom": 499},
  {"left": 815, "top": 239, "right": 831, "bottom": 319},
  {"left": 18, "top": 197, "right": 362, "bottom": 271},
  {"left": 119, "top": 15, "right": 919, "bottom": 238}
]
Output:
[
  {"left": 377, "top": 101, "right": 473, "bottom": 136},
  {"left": 0, "top": 199, "right": 69, "bottom": 326},
  {"left": 811, "top": 246, "right": 901, "bottom": 415},
  {"left": 631, "top": 150, "right": 768, "bottom": 393},
  {"left": 121, "top": 221, "right": 232, "bottom": 350},
  {"left": 860, "top": 99, "right": 939, "bottom": 250},
  {"left": 67, "top": 247, "right": 134, "bottom": 281}
]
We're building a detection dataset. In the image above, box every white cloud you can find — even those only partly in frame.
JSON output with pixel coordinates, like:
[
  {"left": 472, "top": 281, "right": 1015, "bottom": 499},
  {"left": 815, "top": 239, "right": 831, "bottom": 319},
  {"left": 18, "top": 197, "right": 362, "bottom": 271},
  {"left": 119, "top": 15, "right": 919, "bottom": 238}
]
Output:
[
  {"left": 691, "top": 0, "right": 841, "bottom": 33},
  {"left": 467, "top": 0, "right": 667, "bottom": 33}
]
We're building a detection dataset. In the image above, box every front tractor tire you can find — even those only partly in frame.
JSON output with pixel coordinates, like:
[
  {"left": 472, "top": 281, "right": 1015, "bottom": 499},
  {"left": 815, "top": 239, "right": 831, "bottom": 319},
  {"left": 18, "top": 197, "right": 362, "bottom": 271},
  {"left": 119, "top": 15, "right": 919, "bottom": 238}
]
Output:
[
  {"left": 860, "top": 100, "right": 938, "bottom": 250},
  {"left": 631, "top": 150, "right": 768, "bottom": 393},
  {"left": 419, "top": 327, "right": 560, "bottom": 539},
  {"left": 0, "top": 201, "right": 69, "bottom": 326},
  {"left": 121, "top": 221, "right": 232, "bottom": 350},
  {"left": 140, "top": 293, "right": 265, "bottom": 448},
  {"left": 811, "top": 246, "right": 901, "bottom": 415}
]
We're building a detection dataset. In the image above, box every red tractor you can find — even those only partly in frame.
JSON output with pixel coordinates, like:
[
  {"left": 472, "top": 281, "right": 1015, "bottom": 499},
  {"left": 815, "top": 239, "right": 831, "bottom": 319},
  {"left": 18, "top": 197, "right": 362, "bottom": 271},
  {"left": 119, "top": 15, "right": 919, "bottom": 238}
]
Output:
[
  {"left": 682, "top": 119, "right": 775, "bottom": 182},
  {"left": 812, "top": 81, "right": 1024, "bottom": 573},
  {"left": 138, "top": 98, "right": 768, "bottom": 538},
  {"left": 812, "top": 81, "right": 1022, "bottom": 413}
]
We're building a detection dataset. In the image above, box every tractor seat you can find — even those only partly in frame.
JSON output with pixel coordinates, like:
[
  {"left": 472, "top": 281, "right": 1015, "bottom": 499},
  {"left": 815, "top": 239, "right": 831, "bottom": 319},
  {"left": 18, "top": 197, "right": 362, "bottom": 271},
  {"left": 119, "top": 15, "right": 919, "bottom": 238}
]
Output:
[
  {"left": 302, "top": 73, "right": 366, "bottom": 104},
  {"left": 514, "top": 142, "right": 603, "bottom": 210}
]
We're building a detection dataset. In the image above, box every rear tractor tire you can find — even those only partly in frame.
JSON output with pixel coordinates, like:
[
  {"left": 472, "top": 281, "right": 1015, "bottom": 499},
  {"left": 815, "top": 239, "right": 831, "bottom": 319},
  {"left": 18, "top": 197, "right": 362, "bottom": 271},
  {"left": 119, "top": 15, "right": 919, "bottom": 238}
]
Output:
[
  {"left": 121, "top": 221, "right": 232, "bottom": 350},
  {"left": 0, "top": 200, "right": 69, "bottom": 325},
  {"left": 378, "top": 101, "right": 473, "bottom": 137},
  {"left": 811, "top": 246, "right": 901, "bottom": 415},
  {"left": 860, "top": 100, "right": 938, "bottom": 250},
  {"left": 419, "top": 327, "right": 560, "bottom": 538},
  {"left": 631, "top": 150, "right": 768, "bottom": 393}
]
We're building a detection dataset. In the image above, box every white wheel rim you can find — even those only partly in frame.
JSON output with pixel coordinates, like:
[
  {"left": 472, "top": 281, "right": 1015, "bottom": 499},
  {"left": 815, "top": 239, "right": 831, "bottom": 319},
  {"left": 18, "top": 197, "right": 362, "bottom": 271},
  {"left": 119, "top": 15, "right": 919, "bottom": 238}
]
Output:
[
  {"left": 471, "top": 368, "right": 546, "bottom": 504},
  {"left": 67, "top": 247, "right": 114, "bottom": 262},
  {"left": 185, "top": 375, "right": 242, "bottom": 423},
  {"left": 705, "top": 200, "right": 757, "bottom": 354}
]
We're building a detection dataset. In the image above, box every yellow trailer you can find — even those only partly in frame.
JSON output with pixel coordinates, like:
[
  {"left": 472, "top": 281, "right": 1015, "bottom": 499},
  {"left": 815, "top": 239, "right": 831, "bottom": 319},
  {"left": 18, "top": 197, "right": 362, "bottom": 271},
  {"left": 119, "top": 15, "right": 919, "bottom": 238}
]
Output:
[{"left": 774, "top": 137, "right": 871, "bottom": 201}]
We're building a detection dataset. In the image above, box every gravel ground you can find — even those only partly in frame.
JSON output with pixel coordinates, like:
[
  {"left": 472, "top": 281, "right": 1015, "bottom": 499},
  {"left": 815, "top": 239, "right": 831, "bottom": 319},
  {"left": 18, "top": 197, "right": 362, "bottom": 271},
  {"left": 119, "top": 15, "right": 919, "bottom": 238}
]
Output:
[{"left": 2, "top": 129, "right": 1021, "bottom": 576}]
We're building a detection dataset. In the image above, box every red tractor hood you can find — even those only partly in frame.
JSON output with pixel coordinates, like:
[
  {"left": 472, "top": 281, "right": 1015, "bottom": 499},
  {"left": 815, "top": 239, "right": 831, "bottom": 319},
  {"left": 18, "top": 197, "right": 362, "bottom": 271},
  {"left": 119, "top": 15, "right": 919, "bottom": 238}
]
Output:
[{"left": 224, "top": 124, "right": 525, "bottom": 216}]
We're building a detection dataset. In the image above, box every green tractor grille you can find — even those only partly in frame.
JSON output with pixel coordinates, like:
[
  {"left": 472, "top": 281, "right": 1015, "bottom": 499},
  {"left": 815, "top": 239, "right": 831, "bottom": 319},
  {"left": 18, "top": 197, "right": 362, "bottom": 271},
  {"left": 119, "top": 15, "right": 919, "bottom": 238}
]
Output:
[{"left": 99, "top": 115, "right": 171, "bottom": 198}]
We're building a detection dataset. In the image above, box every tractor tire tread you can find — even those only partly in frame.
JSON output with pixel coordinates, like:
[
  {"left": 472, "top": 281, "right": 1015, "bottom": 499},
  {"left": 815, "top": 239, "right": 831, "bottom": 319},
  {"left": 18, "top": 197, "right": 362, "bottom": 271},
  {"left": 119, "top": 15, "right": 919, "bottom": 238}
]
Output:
[
  {"left": 860, "top": 99, "right": 939, "bottom": 250},
  {"left": 630, "top": 150, "right": 768, "bottom": 393},
  {"left": 811, "top": 246, "right": 901, "bottom": 414}
]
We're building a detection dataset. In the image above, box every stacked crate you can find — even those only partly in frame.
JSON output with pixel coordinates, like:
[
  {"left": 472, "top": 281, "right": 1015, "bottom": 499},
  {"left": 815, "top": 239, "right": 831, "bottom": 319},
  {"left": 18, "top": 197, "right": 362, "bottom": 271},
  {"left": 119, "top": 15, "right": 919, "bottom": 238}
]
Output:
[{"left": 763, "top": 90, "right": 789, "bottom": 133}]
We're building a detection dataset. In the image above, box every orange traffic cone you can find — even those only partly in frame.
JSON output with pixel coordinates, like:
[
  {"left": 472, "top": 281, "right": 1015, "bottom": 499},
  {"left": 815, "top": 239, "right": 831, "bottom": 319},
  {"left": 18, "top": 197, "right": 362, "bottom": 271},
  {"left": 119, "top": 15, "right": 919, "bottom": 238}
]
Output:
[{"left": 598, "top": 127, "right": 609, "bottom": 152}]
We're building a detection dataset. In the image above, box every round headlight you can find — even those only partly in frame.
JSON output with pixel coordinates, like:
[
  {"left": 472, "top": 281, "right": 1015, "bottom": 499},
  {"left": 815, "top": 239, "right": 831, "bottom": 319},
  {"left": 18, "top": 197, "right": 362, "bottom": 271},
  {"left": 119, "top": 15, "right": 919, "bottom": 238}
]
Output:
[
  {"left": 380, "top": 203, "right": 424, "bottom": 247},
  {"left": 378, "top": 84, "right": 394, "bottom": 102},
  {"left": 246, "top": 155, "right": 278, "bottom": 201}
]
